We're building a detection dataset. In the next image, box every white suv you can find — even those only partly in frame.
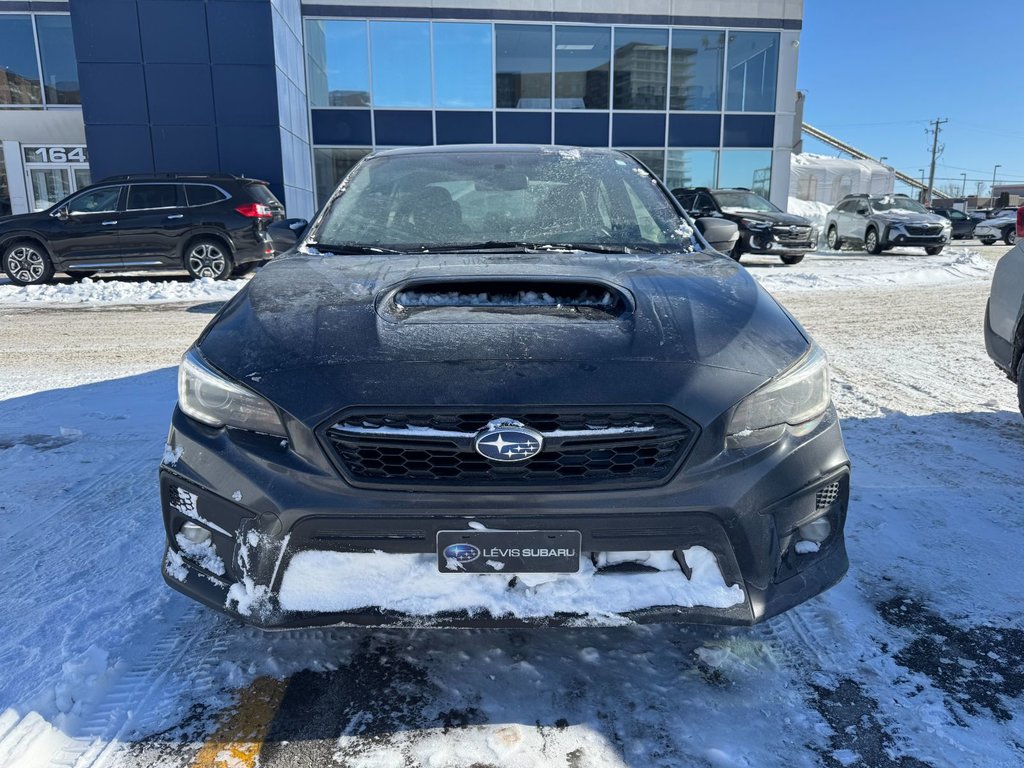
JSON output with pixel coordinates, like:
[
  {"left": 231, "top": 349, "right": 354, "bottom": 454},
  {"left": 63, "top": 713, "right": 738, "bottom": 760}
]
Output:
[{"left": 986, "top": 209, "right": 1024, "bottom": 413}]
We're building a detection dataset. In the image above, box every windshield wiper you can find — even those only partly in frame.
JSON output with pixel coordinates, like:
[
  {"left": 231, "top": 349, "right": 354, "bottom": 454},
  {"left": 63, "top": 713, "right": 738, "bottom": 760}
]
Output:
[{"left": 304, "top": 243, "right": 403, "bottom": 255}]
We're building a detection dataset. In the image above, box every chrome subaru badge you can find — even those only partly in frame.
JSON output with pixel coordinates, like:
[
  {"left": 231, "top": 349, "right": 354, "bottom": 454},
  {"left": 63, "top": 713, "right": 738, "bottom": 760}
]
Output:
[{"left": 474, "top": 419, "right": 544, "bottom": 463}]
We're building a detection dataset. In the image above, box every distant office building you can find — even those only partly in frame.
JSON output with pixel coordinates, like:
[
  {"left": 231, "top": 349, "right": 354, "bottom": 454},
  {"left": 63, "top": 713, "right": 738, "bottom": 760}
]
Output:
[{"left": 0, "top": 0, "right": 803, "bottom": 218}]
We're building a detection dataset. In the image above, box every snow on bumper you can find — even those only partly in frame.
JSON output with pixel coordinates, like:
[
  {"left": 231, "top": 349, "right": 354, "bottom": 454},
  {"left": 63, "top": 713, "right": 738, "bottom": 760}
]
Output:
[{"left": 276, "top": 547, "right": 744, "bottom": 621}]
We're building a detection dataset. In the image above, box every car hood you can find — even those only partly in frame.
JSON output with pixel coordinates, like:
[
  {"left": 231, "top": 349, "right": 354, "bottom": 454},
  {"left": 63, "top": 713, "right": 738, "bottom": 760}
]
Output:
[
  {"left": 724, "top": 210, "right": 811, "bottom": 227},
  {"left": 197, "top": 251, "right": 810, "bottom": 425},
  {"left": 876, "top": 212, "right": 946, "bottom": 225}
]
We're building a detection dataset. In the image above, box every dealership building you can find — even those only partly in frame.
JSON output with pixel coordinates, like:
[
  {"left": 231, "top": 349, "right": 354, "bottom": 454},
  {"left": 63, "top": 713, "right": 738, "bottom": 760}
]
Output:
[{"left": 0, "top": 0, "right": 802, "bottom": 219}]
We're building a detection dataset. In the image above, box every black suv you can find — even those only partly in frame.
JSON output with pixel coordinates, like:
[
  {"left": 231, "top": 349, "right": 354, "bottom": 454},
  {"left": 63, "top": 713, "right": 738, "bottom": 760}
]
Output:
[
  {"left": 672, "top": 187, "right": 816, "bottom": 264},
  {"left": 0, "top": 174, "right": 284, "bottom": 285}
]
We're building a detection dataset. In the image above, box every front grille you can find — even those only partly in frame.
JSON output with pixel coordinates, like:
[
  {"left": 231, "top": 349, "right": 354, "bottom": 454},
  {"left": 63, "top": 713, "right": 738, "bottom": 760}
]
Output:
[
  {"left": 772, "top": 225, "right": 813, "bottom": 243},
  {"left": 815, "top": 481, "right": 841, "bottom": 510},
  {"left": 905, "top": 224, "right": 942, "bottom": 236},
  {"left": 323, "top": 409, "right": 698, "bottom": 489}
]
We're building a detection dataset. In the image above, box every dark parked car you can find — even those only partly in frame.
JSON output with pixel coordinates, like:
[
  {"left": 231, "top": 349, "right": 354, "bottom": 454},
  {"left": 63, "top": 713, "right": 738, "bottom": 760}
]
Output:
[
  {"left": 0, "top": 174, "right": 283, "bottom": 285},
  {"left": 160, "top": 145, "right": 849, "bottom": 629},
  {"left": 672, "top": 187, "right": 816, "bottom": 265},
  {"left": 930, "top": 207, "right": 977, "bottom": 239},
  {"left": 825, "top": 194, "right": 951, "bottom": 255}
]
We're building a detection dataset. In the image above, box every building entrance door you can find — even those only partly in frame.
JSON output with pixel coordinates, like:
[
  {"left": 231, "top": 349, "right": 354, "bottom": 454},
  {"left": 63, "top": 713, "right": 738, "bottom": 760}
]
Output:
[{"left": 23, "top": 145, "right": 90, "bottom": 212}]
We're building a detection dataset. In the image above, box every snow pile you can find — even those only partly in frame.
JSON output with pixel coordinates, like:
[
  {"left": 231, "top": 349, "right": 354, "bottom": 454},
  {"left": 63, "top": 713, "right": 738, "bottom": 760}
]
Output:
[
  {"left": 277, "top": 546, "right": 743, "bottom": 621},
  {"left": 755, "top": 248, "right": 994, "bottom": 292},
  {"left": 787, "top": 197, "right": 833, "bottom": 235},
  {"left": 0, "top": 276, "right": 247, "bottom": 305}
]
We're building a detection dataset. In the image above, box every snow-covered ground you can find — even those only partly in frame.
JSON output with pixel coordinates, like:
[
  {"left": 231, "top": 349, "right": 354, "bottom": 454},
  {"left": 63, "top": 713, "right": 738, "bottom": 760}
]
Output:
[
  {"left": 1, "top": 246, "right": 1023, "bottom": 767},
  {"left": 0, "top": 275, "right": 247, "bottom": 306}
]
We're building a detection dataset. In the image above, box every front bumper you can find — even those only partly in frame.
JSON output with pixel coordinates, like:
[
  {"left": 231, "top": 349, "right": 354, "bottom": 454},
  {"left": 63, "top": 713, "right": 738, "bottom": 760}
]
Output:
[
  {"left": 160, "top": 406, "right": 850, "bottom": 629},
  {"left": 740, "top": 228, "right": 816, "bottom": 256},
  {"left": 881, "top": 223, "right": 950, "bottom": 247}
]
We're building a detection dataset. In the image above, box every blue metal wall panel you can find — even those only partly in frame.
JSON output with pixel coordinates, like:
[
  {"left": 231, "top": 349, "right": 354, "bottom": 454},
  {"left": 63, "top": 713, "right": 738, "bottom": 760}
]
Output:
[
  {"left": 723, "top": 115, "right": 775, "bottom": 148},
  {"left": 152, "top": 125, "right": 220, "bottom": 172},
  {"left": 311, "top": 110, "right": 373, "bottom": 145},
  {"left": 554, "top": 113, "right": 609, "bottom": 147},
  {"left": 667, "top": 114, "right": 721, "bottom": 147},
  {"left": 84, "top": 125, "right": 154, "bottom": 178},
  {"left": 145, "top": 64, "right": 216, "bottom": 126},
  {"left": 138, "top": 0, "right": 209, "bottom": 64},
  {"left": 435, "top": 112, "right": 493, "bottom": 145},
  {"left": 374, "top": 111, "right": 433, "bottom": 146},
  {"left": 612, "top": 114, "right": 666, "bottom": 148},
  {"left": 496, "top": 112, "right": 551, "bottom": 144}
]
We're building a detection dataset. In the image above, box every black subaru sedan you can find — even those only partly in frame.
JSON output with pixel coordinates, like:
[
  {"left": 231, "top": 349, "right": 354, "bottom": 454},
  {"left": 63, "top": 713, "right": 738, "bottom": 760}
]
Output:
[{"left": 160, "top": 145, "right": 849, "bottom": 629}]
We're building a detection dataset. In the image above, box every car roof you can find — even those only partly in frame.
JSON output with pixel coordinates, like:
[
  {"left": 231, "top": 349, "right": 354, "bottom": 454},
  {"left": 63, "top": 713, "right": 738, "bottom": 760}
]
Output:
[{"left": 98, "top": 173, "right": 267, "bottom": 184}]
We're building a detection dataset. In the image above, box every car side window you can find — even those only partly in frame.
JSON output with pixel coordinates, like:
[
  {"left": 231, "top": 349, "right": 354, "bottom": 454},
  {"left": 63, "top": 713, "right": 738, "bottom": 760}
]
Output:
[
  {"left": 950, "top": 210, "right": 967, "bottom": 220},
  {"left": 185, "top": 184, "right": 227, "bottom": 207},
  {"left": 67, "top": 187, "right": 121, "bottom": 215},
  {"left": 127, "top": 184, "right": 179, "bottom": 211},
  {"left": 856, "top": 201, "right": 869, "bottom": 215},
  {"left": 695, "top": 192, "right": 716, "bottom": 213}
]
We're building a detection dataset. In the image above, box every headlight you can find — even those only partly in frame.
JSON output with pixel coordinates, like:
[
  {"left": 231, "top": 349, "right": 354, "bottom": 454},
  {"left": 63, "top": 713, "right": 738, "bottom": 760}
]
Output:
[
  {"left": 740, "top": 218, "right": 772, "bottom": 229},
  {"left": 178, "top": 349, "right": 287, "bottom": 437},
  {"left": 727, "top": 345, "right": 831, "bottom": 435}
]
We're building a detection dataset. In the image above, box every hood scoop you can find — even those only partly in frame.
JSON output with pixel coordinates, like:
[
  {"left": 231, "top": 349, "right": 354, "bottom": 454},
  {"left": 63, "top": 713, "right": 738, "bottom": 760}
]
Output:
[{"left": 379, "top": 278, "right": 633, "bottom": 324}]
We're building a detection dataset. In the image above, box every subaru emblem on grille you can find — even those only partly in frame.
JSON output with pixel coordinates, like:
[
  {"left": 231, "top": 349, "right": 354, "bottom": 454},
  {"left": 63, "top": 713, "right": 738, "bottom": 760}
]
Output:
[
  {"left": 789, "top": 225, "right": 797, "bottom": 233},
  {"left": 474, "top": 419, "right": 544, "bottom": 463}
]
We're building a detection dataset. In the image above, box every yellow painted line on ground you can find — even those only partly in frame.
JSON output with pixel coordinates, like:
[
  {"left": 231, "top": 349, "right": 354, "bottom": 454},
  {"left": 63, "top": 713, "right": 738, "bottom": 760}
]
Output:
[{"left": 190, "top": 676, "right": 289, "bottom": 768}]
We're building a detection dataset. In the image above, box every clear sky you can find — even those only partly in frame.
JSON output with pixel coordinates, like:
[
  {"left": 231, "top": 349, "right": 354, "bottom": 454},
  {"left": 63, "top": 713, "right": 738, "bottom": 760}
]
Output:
[{"left": 798, "top": 0, "right": 1024, "bottom": 196}]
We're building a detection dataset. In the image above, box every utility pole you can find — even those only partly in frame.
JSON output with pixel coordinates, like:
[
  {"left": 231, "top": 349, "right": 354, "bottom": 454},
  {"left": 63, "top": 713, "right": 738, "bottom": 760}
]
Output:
[
  {"left": 925, "top": 117, "right": 948, "bottom": 205},
  {"left": 960, "top": 173, "right": 967, "bottom": 197},
  {"left": 991, "top": 164, "right": 1001, "bottom": 208}
]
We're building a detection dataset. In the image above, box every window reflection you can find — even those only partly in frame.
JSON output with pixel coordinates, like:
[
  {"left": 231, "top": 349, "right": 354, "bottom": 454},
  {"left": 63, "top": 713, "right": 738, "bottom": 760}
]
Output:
[
  {"left": 725, "top": 32, "right": 778, "bottom": 112},
  {"left": 314, "top": 148, "right": 371, "bottom": 206},
  {"left": 623, "top": 150, "right": 665, "bottom": 180},
  {"left": 36, "top": 15, "right": 79, "bottom": 104},
  {"left": 554, "top": 26, "right": 609, "bottom": 110},
  {"left": 718, "top": 150, "right": 772, "bottom": 196},
  {"left": 0, "top": 15, "right": 42, "bottom": 104},
  {"left": 665, "top": 150, "right": 718, "bottom": 190},
  {"left": 613, "top": 28, "right": 668, "bottom": 110},
  {"left": 305, "top": 20, "right": 370, "bottom": 107},
  {"left": 371, "top": 21, "right": 431, "bottom": 108},
  {"left": 670, "top": 29, "right": 724, "bottom": 111},
  {"left": 434, "top": 23, "right": 493, "bottom": 109},
  {"left": 496, "top": 25, "right": 552, "bottom": 109}
]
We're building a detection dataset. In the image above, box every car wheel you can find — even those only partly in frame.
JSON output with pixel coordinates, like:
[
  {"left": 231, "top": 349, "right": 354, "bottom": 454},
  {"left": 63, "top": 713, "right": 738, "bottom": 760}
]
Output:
[
  {"left": 1005, "top": 227, "right": 1017, "bottom": 246},
  {"left": 780, "top": 253, "right": 805, "bottom": 265},
  {"left": 981, "top": 238, "right": 996, "bottom": 245},
  {"left": 826, "top": 226, "right": 842, "bottom": 250},
  {"left": 729, "top": 242, "right": 742, "bottom": 262},
  {"left": 865, "top": 228, "right": 882, "bottom": 255},
  {"left": 1017, "top": 355, "right": 1024, "bottom": 420},
  {"left": 925, "top": 246, "right": 944, "bottom": 256},
  {"left": 2, "top": 242, "right": 55, "bottom": 286},
  {"left": 185, "top": 239, "right": 233, "bottom": 281}
]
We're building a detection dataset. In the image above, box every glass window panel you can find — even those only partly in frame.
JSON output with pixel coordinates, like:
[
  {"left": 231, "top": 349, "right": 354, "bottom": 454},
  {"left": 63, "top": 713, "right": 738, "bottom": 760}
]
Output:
[
  {"left": 68, "top": 186, "right": 121, "bottom": 215},
  {"left": 314, "top": 147, "right": 371, "bottom": 206},
  {"left": 613, "top": 28, "right": 668, "bottom": 110},
  {"left": 664, "top": 150, "right": 718, "bottom": 191},
  {"left": 624, "top": 149, "right": 665, "bottom": 180},
  {"left": 371, "top": 21, "right": 431, "bottom": 108},
  {"left": 718, "top": 150, "right": 772, "bottom": 196},
  {"left": 433, "top": 23, "right": 493, "bottom": 109},
  {"left": 185, "top": 184, "right": 227, "bottom": 206},
  {"left": 554, "top": 26, "right": 609, "bottom": 110},
  {"left": 0, "top": 145, "right": 10, "bottom": 216},
  {"left": 36, "top": 15, "right": 79, "bottom": 105},
  {"left": 496, "top": 24, "right": 552, "bottom": 109},
  {"left": 0, "top": 15, "right": 42, "bottom": 104},
  {"left": 127, "top": 184, "right": 178, "bottom": 210},
  {"left": 73, "top": 168, "right": 91, "bottom": 191},
  {"left": 725, "top": 32, "right": 779, "bottom": 112},
  {"left": 670, "top": 29, "right": 724, "bottom": 111},
  {"left": 304, "top": 20, "right": 369, "bottom": 107},
  {"left": 29, "top": 168, "right": 71, "bottom": 210}
]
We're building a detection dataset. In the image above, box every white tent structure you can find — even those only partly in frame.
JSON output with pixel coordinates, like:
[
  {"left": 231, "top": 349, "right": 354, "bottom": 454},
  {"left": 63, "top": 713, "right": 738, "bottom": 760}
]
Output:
[{"left": 790, "top": 153, "right": 896, "bottom": 205}]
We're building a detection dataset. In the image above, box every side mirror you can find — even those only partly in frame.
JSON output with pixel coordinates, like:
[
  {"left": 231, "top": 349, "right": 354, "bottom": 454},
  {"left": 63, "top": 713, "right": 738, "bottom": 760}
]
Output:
[
  {"left": 695, "top": 217, "right": 739, "bottom": 255},
  {"left": 267, "top": 218, "right": 308, "bottom": 252},
  {"left": 56, "top": 206, "right": 70, "bottom": 221}
]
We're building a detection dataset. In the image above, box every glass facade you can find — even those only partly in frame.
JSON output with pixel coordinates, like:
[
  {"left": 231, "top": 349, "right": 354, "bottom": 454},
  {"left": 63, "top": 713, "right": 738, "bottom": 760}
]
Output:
[
  {"left": 305, "top": 19, "right": 783, "bottom": 205},
  {"left": 0, "top": 13, "right": 80, "bottom": 106}
]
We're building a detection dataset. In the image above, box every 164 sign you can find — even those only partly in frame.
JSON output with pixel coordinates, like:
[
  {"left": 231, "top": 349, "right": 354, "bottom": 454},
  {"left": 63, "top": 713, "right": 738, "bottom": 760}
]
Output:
[{"left": 23, "top": 146, "right": 88, "bottom": 164}]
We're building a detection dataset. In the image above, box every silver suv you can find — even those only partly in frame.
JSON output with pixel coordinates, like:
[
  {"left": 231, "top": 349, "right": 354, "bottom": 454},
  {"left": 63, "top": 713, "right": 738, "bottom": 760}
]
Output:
[{"left": 825, "top": 194, "right": 951, "bottom": 255}]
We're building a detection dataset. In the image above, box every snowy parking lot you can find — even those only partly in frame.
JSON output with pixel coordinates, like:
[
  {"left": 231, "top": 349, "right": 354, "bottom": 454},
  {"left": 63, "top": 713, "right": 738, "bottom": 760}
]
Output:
[{"left": 1, "top": 245, "right": 1023, "bottom": 767}]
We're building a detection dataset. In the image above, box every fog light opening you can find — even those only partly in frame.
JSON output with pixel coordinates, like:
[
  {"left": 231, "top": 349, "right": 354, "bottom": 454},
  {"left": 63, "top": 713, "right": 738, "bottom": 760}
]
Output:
[
  {"left": 179, "top": 521, "right": 212, "bottom": 545},
  {"left": 794, "top": 517, "right": 832, "bottom": 555}
]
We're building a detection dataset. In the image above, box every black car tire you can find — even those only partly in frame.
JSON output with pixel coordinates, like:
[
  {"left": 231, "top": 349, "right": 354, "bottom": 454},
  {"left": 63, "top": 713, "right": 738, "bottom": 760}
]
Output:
[
  {"left": 729, "top": 242, "right": 743, "bottom": 262},
  {"left": 826, "top": 226, "right": 842, "bottom": 250},
  {"left": 980, "top": 238, "right": 997, "bottom": 245},
  {"left": 67, "top": 270, "right": 97, "bottom": 280},
  {"left": 185, "top": 238, "right": 234, "bottom": 281},
  {"left": 1005, "top": 227, "right": 1017, "bottom": 246},
  {"left": 925, "top": 246, "right": 944, "bottom": 256},
  {"left": 865, "top": 228, "right": 883, "bottom": 255},
  {"left": 780, "top": 254, "right": 805, "bottom": 265},
  {"left": 2, "top": 241, "right": 55, "bottom": 286},
  {"left": 1017, "top": 355, "right": 1024, "bottom": 419}
]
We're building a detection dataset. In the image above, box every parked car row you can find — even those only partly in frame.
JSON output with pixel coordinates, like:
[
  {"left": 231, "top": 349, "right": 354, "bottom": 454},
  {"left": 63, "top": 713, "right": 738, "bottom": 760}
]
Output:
[
  {"left": 0, "top": 173, "right": 291, "bottom": 286},
  {"left": 824, "top": 194, "right": 951, "bottom": 255}
]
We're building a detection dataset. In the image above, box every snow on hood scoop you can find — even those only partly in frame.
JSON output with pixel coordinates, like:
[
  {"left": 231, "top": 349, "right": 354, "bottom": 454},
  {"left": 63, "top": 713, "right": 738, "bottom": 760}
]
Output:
[{"left": 379, "top": 278, "right": 634, "bottom": 324}]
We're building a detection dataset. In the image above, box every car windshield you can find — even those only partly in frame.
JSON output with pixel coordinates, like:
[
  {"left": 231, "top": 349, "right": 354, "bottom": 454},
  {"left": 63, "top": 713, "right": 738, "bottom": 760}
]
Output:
[
  {"left": 870, "top": 196, "right": 927, "bottom": 214},
  {"left": 714, "top": 190, "right": 779, "bottom": 214},
  {"left": 309, "top": 149, "right": 695, "bottom": 253}
]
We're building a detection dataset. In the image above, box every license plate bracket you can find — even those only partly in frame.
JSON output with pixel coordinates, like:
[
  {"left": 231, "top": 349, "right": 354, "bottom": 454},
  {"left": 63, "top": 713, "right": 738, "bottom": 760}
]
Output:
[{"left": 436, "top": 530, "right": 581, "bottom": 574}]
